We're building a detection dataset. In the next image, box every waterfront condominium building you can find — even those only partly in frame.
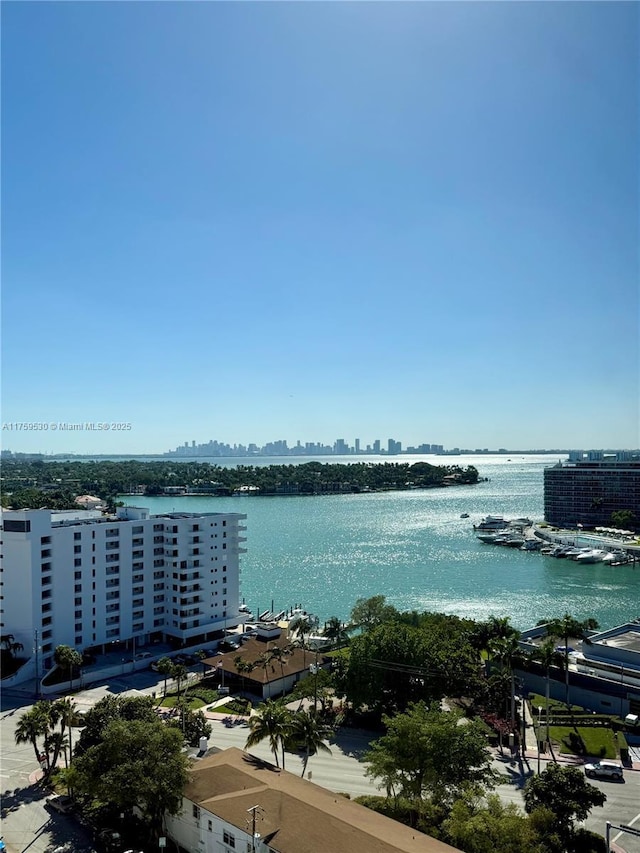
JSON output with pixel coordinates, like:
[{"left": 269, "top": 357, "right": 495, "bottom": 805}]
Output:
[
  {"left": 544, "top": 451, "right": 640, "bottom": 528},
  {"left": 0, "top": 506, "right": 247, "bottom": 680}
]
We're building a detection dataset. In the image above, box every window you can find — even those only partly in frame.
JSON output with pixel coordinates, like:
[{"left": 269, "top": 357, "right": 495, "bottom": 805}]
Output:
[
  {"left": 75, "top": 636, "right": 82, "bottom": 645},
  {"left": 41, "top": 536, "right": 51, "bottom": 544},
  {"left": 192, "top": 805, "right": 200, "bottom": 820},
  {"left": 75, "top": 610, "right": 82, "bottom": 619},
  {"left": 223, "top": 830, "right": 235, "bottom": 848},
  {"left": 208, "top": 819, "right": 213, "bottom": 832},
  {"left": 74, "top": 545, "right": 81, "bottom": 554},
  {"left": 74, "top": 571, "right": 82, "bottom": 580},
  {"left": 74, "top": 558, "right": 82, "bottom": 567},
  {"left": 132, "top": 526, "right": 143, "bottom": 534},
  {"left": 74, "top": 532, "right": 81, "bottom": 541}
]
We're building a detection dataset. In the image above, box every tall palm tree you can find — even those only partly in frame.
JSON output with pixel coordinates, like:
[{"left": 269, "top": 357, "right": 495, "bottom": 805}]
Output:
[
  {"left": 15, "top": 704, "right": 50, "bottom": 767},
  {"left": 156, "top": 657, "right": 174, "bottom": 698},
  {"left": 244, "top": 701, "right": 293, "bottom": 768},
  {"left": 289, "top": 616, "right": 313, "bottom": 666},
  {"left": 255, "top": 650, "right": 275, "bottom": 687},
  {"left": 53, "top": 698, "right": 78, "bottom": 766},
  {"left": 171, "top": 663, "right": 188, "bottom": 697},
  {"left": 268, "top": 646, "right": 290, "bottom": 698},
  {"left": 490, "top": 635, "right": 525, "bottom": 730},
  {"left": 289, "top": 710, "right": 332, "bottom": 778},
  {"left": 545, "top": 613, "right": 596, "bottom": 708},
  {"left": 531, "top": 639, "right": 563, "bottom": 757}
]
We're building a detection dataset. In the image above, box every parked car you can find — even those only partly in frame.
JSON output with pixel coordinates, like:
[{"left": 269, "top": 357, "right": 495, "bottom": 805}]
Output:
[
  {"left": 584, "top": 760, "right": 623, "bottom": 780},
  {"left": 135, "top": 651, "right": 151, "bottom": 659},
  {"left": 46, "top": 794, "right": 74, "bottom": 814}
]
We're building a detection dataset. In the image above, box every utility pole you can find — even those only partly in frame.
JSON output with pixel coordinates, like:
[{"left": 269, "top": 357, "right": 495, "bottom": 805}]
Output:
[{"left": 246, "top": 805, "right": 263, "bottom": 852}]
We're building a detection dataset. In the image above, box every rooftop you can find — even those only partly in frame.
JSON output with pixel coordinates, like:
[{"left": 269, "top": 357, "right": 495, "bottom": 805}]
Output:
[{"left": 185, "top": 748, "right": 460, "bottom": 853}]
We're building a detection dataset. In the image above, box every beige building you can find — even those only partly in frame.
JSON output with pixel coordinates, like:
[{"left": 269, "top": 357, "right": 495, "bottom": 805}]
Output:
[{"left": 166, "top": 747, "right": 461, "bottom": 853}]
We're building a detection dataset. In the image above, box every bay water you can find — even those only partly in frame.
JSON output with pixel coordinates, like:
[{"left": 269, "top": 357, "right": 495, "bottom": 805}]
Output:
[{"left": 120, "top": 454, "right": 637, "bottom": 630}]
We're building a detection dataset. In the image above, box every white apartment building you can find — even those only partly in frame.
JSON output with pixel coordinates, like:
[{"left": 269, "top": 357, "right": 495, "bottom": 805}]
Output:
[{"left": 0, "top": 507, "right": 247, "bottom": 682}]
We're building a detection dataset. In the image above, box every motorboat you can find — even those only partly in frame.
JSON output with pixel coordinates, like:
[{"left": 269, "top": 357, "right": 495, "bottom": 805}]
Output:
[
  {"left": 502, "top": 535, "right": 526, "bottom": 548},
  {"left": 602, "top": 550, "right": 629, "bottom": 565},
  {"left": 521, "top": 539, "right": 542, "bottom": 551},
  {"left": 476, "top": 532, "right": 504, "bottom": 544},
  {"left": 575, "top": 549, "right": 608, "bottom": 564},
  {"left": 473, "top": 515, "right": 510, "bottom": 531},
  {"left": 460, "top": 513, "right": 470, "bottom": 519}
]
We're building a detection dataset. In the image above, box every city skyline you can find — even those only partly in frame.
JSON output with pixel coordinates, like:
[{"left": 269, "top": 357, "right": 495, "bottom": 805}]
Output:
[{"left": 2, "top": 2, "right": 638, "bottom": 454}]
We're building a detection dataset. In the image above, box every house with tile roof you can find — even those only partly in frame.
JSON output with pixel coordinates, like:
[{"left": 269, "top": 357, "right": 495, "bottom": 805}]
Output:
[{"left": 165, "top": 747, "right": 461, "bottom": 853}]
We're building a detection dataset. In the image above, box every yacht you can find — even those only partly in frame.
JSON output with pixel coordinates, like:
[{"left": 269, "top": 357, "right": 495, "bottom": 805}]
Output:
[
  {"left": 473, "top": 516, "right": 510, "bottom": 531},
  {"left": 575, "top": 549, "right": 608, "bottom": 564},
  {"left": 476, "top": 532, "right": 504, "bottom": 544},
  {"left": 602, "top": 550, "right": 629, "bottom": 565}
]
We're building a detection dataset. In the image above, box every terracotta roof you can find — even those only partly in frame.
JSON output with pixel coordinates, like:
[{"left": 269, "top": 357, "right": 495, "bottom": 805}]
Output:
[{"left": 186, "top": 748, "right": 461, "bottom": 853}]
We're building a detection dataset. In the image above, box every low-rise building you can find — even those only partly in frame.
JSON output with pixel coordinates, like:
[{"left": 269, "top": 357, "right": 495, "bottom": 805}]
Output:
[
  {"left": 518, "top": 620, "right": 640, "bottom": 721},
  {"left": 166, "top": 747, "right": 461, "bottom": 853}
]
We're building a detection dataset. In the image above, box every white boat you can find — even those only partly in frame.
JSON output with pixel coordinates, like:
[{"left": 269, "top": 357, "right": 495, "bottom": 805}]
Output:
[
  {"left": 521, "top": 539, "right": 542, "bottom": 551},
  {"left": 602, "top": 550, "right": 628, "bottom": 565},
  {"left": 473, "top": 516, "right": 510, "bottom": 531},
  {"left": 476, "top": 532, "right": 503, "bottom": 544},
  {"left": 575, "top": 549, "right": 608, "bottom": 564}
]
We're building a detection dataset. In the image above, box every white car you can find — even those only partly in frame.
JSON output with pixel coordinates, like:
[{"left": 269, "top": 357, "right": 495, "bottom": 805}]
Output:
[
  {"left": 584, "top": 760, "right": 623, "bottom": 780},
  {"left": 46, "top": 794, "right": 74, "bottom": 814}
]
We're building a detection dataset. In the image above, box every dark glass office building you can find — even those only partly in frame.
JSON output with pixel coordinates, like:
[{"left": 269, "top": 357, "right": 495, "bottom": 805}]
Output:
[{"left": 544, "top": 452, "right": 640, "bottom": 529}]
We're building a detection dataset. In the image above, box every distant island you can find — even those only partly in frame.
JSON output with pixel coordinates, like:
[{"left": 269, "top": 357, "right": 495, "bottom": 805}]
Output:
[{"left": 1, "top": 459, "right": 481, "bottom": 509}]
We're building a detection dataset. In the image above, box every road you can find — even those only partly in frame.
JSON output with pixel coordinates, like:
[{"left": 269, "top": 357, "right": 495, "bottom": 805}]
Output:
[{"left": 3, "top": 677, "right": 640, "bottom": 853}]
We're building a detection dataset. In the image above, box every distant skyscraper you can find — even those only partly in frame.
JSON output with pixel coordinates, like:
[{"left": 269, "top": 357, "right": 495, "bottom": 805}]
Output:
[
  {"left": 373, "top": 439, "right": 381, "bottom": 453},
  {"left": 355, "top": 439, "right": 360, "bottom": 453}
]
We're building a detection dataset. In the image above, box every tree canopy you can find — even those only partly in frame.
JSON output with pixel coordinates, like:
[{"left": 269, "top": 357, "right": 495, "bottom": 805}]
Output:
[
  {"left": 364, "top": 701, "right": 496, "bottom": 807},
  {"left": 523, "top": 764, "right": 606, "bottom": 846},
  {"left": 69, "top": 719, "right": 190, "bottom": 833},
  {"left": 345, "top": 614, "right": 481, "bottom": 718}
]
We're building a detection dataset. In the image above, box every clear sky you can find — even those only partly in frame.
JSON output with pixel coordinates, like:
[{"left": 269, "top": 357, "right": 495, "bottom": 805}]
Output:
[{"left": 2, "top": 1, "right": 638, "bottom": 454}]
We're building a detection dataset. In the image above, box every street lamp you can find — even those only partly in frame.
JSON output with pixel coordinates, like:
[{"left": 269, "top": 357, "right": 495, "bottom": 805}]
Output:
[
  {"left": 537, "top": 705, "right": 543, "bottom": 774},
  {"left": 218, "top": 661, "right": 224, "bottom": 689}
]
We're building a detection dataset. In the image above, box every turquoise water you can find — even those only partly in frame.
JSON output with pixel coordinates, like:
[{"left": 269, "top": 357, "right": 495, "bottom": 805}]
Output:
[{"left": 120, "top": 455, "right": 638, "bottom": 630}]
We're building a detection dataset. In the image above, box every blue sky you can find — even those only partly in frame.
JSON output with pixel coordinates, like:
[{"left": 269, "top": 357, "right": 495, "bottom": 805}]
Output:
[{"left": 2, "top": 2, "right": 638, "bottom": 454}]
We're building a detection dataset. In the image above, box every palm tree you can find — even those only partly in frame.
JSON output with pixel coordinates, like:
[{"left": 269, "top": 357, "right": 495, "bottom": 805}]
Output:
[
  {"left": 490, "top": 634, "right": 525, "bottom": 730},
  {"left": 269, "top": 646, "right": 290, "bottom": 698},
  {"left": 289, "top": 616, "right": 313, "bottom": 666},
  {"left": 171, "top": 663, "right": 188, "bottom": 697},
  {"left": 195, "top": 649, "right": 208, "bottom": 676},
  {"left": 255, "top": 650, "right": 275, "bottom": 687},
  {"left": 53, "top": 698, "right": 78, "bottom": 766},
  {"left": 234, "top": 656, "right": 254, "bottom": 694},
  {"left": 53, "top": 644, "right": 83, "bottom": 694},
  {"left": 545, "top": 613, "right": 596, "bottom": 708},
  {"left": 156, "top": 657, "right": 174, "bottom": 698},
  {"left": 244, "top": 701, "right": 293, "bottom": 768},
  {"left": 531, "top": 639, "right": 563, "bottom": 758},
  {"left": 15, "top": 703, "right": 50, "bottom": 767},
  {"left": 323, "top": 616, "right": 348, "bottom": 649},
  {"left": 289, "top": 710, "right": 332, "bottom": 778}
]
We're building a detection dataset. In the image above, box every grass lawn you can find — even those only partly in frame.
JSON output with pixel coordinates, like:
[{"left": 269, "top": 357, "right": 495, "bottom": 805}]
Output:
[
  {"left": 549, "top": 725, "right": 618, "bottom": 759},
  {"left": 160, "top": 694, "right": 206, "bottom": 710},
  {"left": 528, "top": 693, "right": 583, "bottom": 714}
]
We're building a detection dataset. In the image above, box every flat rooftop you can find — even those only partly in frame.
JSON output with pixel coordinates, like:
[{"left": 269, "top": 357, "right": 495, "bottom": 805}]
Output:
[{"left": 594, "top": 628, "right": 640, "bottom": 655}]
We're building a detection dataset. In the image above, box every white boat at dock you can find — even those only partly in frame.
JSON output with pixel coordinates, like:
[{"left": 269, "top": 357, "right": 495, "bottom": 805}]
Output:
[{"left": 575, "top": 549, "right": 609, "bottom": 564}]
